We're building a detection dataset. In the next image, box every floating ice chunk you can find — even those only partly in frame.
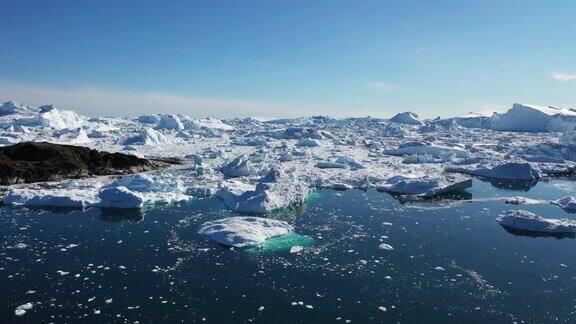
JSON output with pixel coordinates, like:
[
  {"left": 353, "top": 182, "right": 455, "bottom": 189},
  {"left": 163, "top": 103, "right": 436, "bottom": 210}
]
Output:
[
  {"left": 378, "top": 243, "right": 394, "bottom": 251},
  {"left": 216, "top": 169, "right": 309, "bottom": 213},
  {"left": 156, "top": 115, "right": 184, "bottom": 130},
  {"left": 383, "top": 142, "right": 470, "bottom": 160},
  {"left": 198, "top": 216, "right": 293, "bottom": 247},
  {"left": 448, "top": 162, "right": 541, "bottom": 181},
  {"left": 389, "top": 111, "right": 423, "bottom": 125},
  {"left": 290, "top": 246, "right": 304, "bottom": 253},
  {"left": 497, "top": 210, "right": 576, "bottom": 234},
  {"left": 14, "top": 303, "right": 33, "bottom": 316},
  {"left": 219, "top": 155, "right": 257, "bottom": 177},
  {"left": 123, "top": 128, "right": 170, "bottom": 146},
  {"left": 434, "top": 266, "right": 446, "bottom": 271},
  {"left": 552, "top": 196, "right": 576, "bottom": 213},
  {"left": 377, "top": 174, "right": 471, "bottom": 197}
]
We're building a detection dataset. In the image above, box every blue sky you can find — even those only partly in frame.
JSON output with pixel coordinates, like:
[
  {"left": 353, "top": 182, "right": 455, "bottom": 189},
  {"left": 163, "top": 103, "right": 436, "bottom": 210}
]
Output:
[{"left": 0, "top": 0, "right": 575, "bottom": 118}]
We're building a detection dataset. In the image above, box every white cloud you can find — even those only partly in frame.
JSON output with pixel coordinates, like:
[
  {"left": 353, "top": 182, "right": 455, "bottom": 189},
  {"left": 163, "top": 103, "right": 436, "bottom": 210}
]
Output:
[
  {"left": 367, "top": 81, "right": 398, "bottom": 92},
  {"left": 0, "top": 80, "right": 327, "bottom": 118},
  {"left": 551, "top": 71, "right": 576, "bottom": 82}
]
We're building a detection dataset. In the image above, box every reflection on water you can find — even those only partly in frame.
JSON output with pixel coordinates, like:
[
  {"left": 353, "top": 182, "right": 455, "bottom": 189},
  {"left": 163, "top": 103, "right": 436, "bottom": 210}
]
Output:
[
  {"left": 500, "top": 225, "right": 576, "bottom": 240},
  {"left": 1, "top": 178, "right": 576, "bottom": 323},
  {"left": 483, "top": 177, "right": 539, "bottom": 191}
]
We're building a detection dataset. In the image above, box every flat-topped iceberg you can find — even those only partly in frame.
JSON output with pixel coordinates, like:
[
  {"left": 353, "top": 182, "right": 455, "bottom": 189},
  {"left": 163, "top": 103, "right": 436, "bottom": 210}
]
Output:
[
  {"left": 198, "top": 216, "right": 293, "bottom": 247},
  {"left": 376, "top": 174, "right": 472, "bottom": 197},
  {"left": 216, "top": 169, "right": 309, "bottom": 213},
  {"left": 447, "top": 162, "right": 541, "bottom": 181},
  {"left": 497, "top": 210, "right": 576, "bottom": 234}
]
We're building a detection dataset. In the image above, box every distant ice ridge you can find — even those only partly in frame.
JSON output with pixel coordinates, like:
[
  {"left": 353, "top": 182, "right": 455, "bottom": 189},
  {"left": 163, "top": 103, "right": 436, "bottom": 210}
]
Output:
[
  {"left": 389, "top": 111, "right": 424, "bottom": 125},
  {"left": 198, "top": 216, "right": 293, "bottom": 247},
  {"left": 2, "top": 174, "right": 191, "bottom": 209},
  {"left": 497, "top": 210, "right": 576, "bottom": 234},
  {"left": 383, "top": 142, "right": 470, "bottom": 161},
  {"left": 216, "top": 169, "right": 309, "bottom": 213},
  {"left": 0, "top": 101, "right": 84, "bottom": 130}
]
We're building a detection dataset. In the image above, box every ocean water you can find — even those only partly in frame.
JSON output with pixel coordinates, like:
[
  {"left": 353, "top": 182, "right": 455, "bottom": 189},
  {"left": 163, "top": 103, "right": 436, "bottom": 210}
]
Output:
[{"left": 2, "top": 178, "right": 576, "bottom": 323}]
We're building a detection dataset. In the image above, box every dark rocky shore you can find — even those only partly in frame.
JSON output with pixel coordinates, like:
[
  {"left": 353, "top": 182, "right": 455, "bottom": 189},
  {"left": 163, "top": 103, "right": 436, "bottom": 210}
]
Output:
[{"left": 0, "top": 141, "right": 182, "bottom": 185}]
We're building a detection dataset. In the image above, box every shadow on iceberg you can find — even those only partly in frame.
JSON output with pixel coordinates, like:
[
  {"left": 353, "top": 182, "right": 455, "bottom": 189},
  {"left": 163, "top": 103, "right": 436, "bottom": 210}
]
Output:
[
  {"left": 98, "top": 207, "right": 145, "bottom": 223},
  {"left": 500, "top": 225, "right": 575, "bottom": 240},
  {"left": 387, "top": 190, "right": 472, "bottom": 204}
]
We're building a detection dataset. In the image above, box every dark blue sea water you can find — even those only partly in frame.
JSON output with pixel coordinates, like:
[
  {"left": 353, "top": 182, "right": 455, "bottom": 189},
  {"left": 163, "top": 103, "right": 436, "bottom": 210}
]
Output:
[{"left": 2, "top": 178, "right": 576, "bottom": 323}]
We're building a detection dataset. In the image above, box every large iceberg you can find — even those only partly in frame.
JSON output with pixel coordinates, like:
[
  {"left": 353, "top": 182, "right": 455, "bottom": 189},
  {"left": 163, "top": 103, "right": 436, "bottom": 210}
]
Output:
[
  {"left": 216, "top": 169, "right": 309, "bottom": 213},
  {"left": 198, "top": 216, "right": 293, "bottom": 247},
  {"left": 497, "top": 210, "right": 576, "bottom": 234},
  {"left": 492, "top": 103, "right": 576, "bottom": 132}
]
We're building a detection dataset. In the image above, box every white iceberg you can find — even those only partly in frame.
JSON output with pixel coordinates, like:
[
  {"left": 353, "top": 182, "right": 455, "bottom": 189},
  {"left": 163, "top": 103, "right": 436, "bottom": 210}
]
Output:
[
  {"left": 198, "top": 216, "right": 293, "bottom": 247},
  {"left": 492, "top": 103, "right": 576, "bottom": 132},
  {"left": 497, "top": 210, "right": 576, "bottom": 234},
  {"left": 216, "top": 169, "right": 309, "bottom": 213}
]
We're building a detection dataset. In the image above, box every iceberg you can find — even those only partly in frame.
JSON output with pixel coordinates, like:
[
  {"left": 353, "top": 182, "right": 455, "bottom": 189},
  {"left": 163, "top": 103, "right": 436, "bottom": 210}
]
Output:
[
  {"left": 219, "top": 155, "right": 257, "bottom": 177},
  {"left": 497, "top": 210, "right": 576, "bottom": 234},
  {"left": 492, "top": 103, "right": 576, "bottom": 132},
  {"left": 198, "top": 216, "right": 294, "bottom": 247},
  {"left": 216, "top": 169, "right": 309, "bottom": 213}
]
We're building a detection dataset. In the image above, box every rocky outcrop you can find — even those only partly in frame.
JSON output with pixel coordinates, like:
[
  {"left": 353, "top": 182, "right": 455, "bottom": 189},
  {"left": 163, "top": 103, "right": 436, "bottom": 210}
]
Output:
[{"left": 0, "top": 142, "right": 181, "bottom": 185}]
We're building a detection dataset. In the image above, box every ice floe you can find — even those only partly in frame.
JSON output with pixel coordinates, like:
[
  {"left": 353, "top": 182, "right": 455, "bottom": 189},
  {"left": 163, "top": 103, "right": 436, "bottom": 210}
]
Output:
[{"left": 198, "top": 216, "right": 294, "bottom": 247}]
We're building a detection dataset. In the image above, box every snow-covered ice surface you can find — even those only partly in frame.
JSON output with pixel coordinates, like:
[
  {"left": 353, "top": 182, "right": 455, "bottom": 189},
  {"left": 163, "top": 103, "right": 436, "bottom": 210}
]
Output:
[{"left": 1, "top": 100, "right": 576, "bottom": 212}]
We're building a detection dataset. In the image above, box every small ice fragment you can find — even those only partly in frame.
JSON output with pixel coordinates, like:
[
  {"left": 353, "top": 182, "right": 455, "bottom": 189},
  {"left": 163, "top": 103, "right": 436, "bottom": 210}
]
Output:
[{"left": 290, "top": 246, "right": 304, "bottom": 253}]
